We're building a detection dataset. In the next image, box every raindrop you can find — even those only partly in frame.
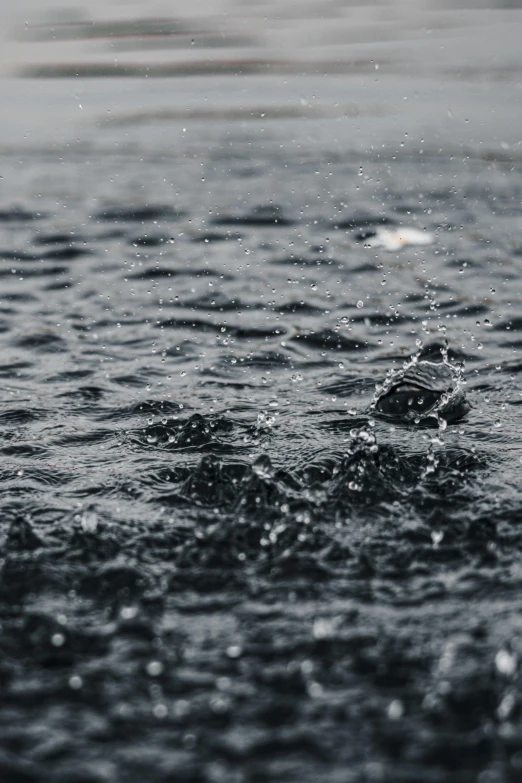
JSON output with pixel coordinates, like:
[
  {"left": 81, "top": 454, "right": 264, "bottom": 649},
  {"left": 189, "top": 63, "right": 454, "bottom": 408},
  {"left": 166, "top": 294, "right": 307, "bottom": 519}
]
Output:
[
  {"left": 495, "top": 649, "right": 516, "bottom": 677},
  {"left": 51, "top": 633, "right": 65, "bottom": 647},
  {"left": 153, "top": 703, "right": 168, "bottom": 719},
  {"left": 431, "top": 530, "right": 444, "bottom": 548},
  {"left": 120, "top": 606, "right": 138, "bottom": 620},
  {"left": 387, "top": 700, "right": 404, "bottom": 720},
  {"left": 146, "top": 661, "right": 164, "bottom": 677},
  {"left": 252, "top": 454, "right": 274, "bottom": 479}
]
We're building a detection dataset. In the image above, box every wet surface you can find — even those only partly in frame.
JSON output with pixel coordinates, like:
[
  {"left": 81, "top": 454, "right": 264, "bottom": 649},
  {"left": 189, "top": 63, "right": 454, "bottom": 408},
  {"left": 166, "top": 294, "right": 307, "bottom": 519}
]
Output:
[
  {"left": 2, "top": 2, "right": 522, "bottom": 782},
  {"left": 1, "top": 131, "right": 522, "bottom": 782}
]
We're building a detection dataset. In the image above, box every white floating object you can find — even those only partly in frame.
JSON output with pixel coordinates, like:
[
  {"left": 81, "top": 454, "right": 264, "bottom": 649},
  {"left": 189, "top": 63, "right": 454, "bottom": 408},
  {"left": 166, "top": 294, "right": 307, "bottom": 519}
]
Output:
[{"left": 366, "top": 227, "right": 434, "bottom": 251}]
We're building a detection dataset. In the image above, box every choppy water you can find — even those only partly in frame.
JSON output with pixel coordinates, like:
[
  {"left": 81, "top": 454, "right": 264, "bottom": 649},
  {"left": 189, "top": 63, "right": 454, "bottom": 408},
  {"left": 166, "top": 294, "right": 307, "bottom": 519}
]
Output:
[{"left": 1, "top": 125, "right": 522, "bottom": 782}]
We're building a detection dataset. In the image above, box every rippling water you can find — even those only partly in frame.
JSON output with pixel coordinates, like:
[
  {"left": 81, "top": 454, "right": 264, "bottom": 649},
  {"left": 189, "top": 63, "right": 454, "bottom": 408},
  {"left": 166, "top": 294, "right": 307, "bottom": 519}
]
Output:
[
  {"left": 2, "top": 2, "right": 522, "bottom": 782},
  {"left": 2, "top": 128, "right": 522, "bottom": 782}
]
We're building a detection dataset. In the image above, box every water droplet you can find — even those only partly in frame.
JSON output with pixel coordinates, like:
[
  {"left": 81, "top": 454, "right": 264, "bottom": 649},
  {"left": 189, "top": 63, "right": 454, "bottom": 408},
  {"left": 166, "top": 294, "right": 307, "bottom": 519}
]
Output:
[
  {"left": 252, "top": 454, "right": 274, "bottom": 479},
  {"left": 308, "top": 681, "right": 323, "bottom": 698},
  {"left": 146, "top": 661, "right": 164, "bottom": 677},
  {"left": 120, "top": 606, "right": 138, "bottom": 620},
  {"left": 495, "top": 649, "right": 517, "bottom": 677},
  {"left": 313, "top": 617, "right": 338, "bottom": 639},
  {"left": 51, "top": 633, "right": 65, "bottom": 647},
  {"left": 153, "top": 703, "right": 168, "bottom": 719},
  {"left": 388, "top": 699, "right": 404, "bottom": 720},
  {"left": 431, "top": 530, "right": 444, "bottom": 548},
  {"left": 497, "top": 691, "right": 516, "bottom": 722}
]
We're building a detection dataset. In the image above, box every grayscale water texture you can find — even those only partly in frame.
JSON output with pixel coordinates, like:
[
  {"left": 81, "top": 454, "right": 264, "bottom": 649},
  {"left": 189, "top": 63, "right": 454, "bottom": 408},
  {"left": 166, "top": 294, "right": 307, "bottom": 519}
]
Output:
[{"left": 1, "top": 2, "right": 522, "bottom": 782}]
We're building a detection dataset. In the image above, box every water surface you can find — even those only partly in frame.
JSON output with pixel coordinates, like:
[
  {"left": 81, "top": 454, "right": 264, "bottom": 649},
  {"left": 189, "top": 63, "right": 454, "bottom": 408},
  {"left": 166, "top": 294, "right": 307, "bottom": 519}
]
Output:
[{"left": 1, "top": 3, "right": 522, "bottom": 782}]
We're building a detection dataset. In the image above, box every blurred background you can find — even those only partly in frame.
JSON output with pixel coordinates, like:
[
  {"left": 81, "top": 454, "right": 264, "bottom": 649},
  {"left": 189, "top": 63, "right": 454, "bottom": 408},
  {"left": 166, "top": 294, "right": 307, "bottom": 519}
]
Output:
[{"left": 1, "top": 0, "right": 522, "bottom": 154}]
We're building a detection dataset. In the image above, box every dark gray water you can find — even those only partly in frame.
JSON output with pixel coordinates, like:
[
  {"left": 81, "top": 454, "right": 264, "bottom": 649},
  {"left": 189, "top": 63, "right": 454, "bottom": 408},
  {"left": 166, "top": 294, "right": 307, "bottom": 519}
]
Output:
[
  {"left": 2, "top": 1, "right": 522, "bottom": 781},
  {"left": 1, "top": 124, "right": 522, "bottom": 782}
]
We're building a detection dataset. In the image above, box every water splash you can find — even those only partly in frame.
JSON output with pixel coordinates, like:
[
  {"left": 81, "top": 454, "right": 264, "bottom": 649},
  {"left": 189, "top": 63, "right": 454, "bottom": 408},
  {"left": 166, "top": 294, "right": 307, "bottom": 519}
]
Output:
[
  {"left": 371, "top": 343, "right": 470, "bottom": 478},
  {"left": 371, "top": 342, "right": 469, "bottom": 428}
]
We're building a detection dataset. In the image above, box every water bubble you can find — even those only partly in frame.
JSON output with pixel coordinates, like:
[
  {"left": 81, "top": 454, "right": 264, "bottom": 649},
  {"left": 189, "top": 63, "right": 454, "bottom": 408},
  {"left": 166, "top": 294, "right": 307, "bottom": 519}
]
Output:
[{"left": 356, "top": 300, "right": 364, "bottom": 309}]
